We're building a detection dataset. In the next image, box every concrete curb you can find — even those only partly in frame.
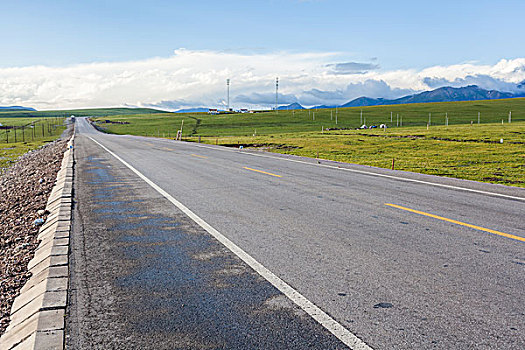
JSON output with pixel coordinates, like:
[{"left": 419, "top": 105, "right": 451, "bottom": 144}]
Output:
[{"left": 0, "top": 136, "right": 74, "bottom": 350}]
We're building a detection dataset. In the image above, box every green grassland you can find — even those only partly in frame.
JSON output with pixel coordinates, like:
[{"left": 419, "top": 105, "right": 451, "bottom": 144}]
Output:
[
  {"left": 0, "top": 107, "right": 165, "bottom": 119},
  {"left": 0, "top": 117, "right": 66, "bottom": 170},
  {"left": 92, "top": 98, "right": 525, "bottom": 137},
  {"left": 205, "top": 123, "right": 525, "bottom": 187},
  {"left": 0, "top": 107, "right": 166, "bottom": 170},
  {"left": 91, "top": 98, "right": 525, "bottom": 187}
]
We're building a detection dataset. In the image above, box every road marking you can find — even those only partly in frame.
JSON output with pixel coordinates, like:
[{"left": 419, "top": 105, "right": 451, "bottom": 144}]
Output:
[
  {"left": 182, "top": 142, "right": 525, "bottom": 202},
  {"left": 161, "top": 147, "right": 175, "bottom": 151},
  {"left": 385, "top": 203, "right": 525, "bottom": 243},
  {"left": 112, "top": 130, "right": 524, "bottom": 203},
  {"left": 243, "top": 166, "right": 282, "bottom": 178},
  {"left": 87, "top": 136, "right": 372, "bottom": 350},
  {"left": 191, "top": 153, "right": 208, "bottom": 159}
]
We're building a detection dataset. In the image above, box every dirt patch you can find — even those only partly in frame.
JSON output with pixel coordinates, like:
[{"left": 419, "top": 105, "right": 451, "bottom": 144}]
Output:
[
  {"left": 0, "top": 139, "right": 67, "bottom": 336},
  {"left": 343, "top": 132, "right": 525, "bottom": 144},
  {"left": 482, "top": 177, "right": 524, "bottom": 184},
  {"left": 428, "top": 137, "right": 525, "bottom": 145},
  {"left": 222, "top": 143, "right": 302, "bottom": 151},
  {"left": 99, "top": 120, "right": 130, "bottom": 125}
]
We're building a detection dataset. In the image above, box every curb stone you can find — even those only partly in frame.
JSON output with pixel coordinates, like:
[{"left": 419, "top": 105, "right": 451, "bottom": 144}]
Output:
[{"left": 0, "top": 136, "right": 74, "bottom": 350}]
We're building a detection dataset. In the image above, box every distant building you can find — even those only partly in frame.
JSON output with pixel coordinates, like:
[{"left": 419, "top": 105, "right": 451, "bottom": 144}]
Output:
[
  {"left": 240, "top": 109, "right": 249, "bottom": 113},
  {"left": 208, "top": 109, "right": 219, "bottom": 115}
]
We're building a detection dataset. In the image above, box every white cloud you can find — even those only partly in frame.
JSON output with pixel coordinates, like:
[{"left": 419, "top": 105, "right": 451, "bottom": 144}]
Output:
[
  {"left": 0, "top": 49, "right": 524, "bottom": 111},
  {"left": 326, "top": 61, "right": 381, "bottom": 75}
]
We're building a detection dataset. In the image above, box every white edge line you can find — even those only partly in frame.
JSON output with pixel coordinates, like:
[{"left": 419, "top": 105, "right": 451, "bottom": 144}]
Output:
[
  {"left": 87, "top": 136, "right": 373, "bottom": 350},
  {"left": 89, "top": 120, "right": 525, "bottom": 202},
  {"left": 184, "top": 141, "right": 525, "bottom": 202}
]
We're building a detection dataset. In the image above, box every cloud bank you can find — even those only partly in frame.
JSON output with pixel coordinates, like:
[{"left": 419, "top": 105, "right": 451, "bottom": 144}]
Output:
[{"left": 0, "top": 49, "right": 524, "bottom": 111}]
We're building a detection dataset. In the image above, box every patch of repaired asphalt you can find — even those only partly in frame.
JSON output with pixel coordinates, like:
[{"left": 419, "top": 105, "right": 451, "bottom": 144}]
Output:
[{"left": 67, "top": 137, "right": 348, "bottom": 349}]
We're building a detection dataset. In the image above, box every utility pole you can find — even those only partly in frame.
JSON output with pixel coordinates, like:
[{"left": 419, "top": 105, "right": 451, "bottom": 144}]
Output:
[{"left": 509, "top": 111, "right": 512, "bottom": 123}]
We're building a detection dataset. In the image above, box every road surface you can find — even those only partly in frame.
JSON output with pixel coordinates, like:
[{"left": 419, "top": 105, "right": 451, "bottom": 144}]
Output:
[{"left": 67, "top": 117, "right": 525, "bottom": 349}]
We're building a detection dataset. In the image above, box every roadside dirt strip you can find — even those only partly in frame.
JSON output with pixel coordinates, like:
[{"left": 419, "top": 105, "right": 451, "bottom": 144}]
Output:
[{"left": 0, "top": 136, "right": 74, "bottom": 350}]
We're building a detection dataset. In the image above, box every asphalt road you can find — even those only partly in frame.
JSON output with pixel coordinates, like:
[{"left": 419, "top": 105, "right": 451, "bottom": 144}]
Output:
[{"left": 68, "top": 117, "right": 525, "bottom": 349}]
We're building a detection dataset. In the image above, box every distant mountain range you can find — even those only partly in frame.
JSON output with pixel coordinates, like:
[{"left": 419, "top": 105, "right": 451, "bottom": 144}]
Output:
[
  {"left": 277, "top": 102, "right": 305, "bottom": 110},
  {"left": 175, "top": 107, "right": 209, "bottom": 113},
  {"left": 277, "top": 85, "right": 525, "bottom": 111},
  {"left": 5, "top": 85, "right": 524, "bottom": 114},
  {"left": 339, "top": 85, "right": 520, "bottom": 107},
  {"left": 0, "top": 106, "right": 36, "bottom": 111}
]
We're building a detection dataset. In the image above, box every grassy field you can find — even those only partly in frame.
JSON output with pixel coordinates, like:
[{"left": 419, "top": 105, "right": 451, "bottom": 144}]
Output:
[
  {"left": 0, "top": 107, "right": 165, "bottom": 119},
  {"left": 200, "top": 123, "right": 524, "bottom": 187},
  {"left": 0, "top": 117, "right": 66, "bottom": 170},
  {"left": 0, "top": 107, "right": 167, "bottom": 170},
  {"left": 90, "top": 98, "right": 525, "bottom": 187},
  {"left": 91, "top": 98, "right": 525, "bottom": 137}
]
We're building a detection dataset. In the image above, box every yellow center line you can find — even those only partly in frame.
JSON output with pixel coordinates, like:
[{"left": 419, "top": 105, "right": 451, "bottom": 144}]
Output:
[
  {"left": 191, "top": 154, "right": 208, "bottom": 159},
  {"left": 243, "top": 167, "right": 282, "bottom": 178},
  {"left": 161, "top": 147, "right": 175, "bottom": 151},
  {"left": 385, "top": 203, "right": 524, "bottom": 243}
]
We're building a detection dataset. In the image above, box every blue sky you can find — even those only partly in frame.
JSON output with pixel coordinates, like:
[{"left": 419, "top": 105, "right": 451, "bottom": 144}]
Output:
[
  {"left": 1, "top": 0, "right": 523, "bottom": 68},
  {"left": 1, "top": 0, "right": 524, "bottom": 109}
]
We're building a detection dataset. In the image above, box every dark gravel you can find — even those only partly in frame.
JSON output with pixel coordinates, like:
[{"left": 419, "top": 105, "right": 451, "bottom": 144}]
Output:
[{"left": 0, "top": 139, "right": 67, "bottom": 336}]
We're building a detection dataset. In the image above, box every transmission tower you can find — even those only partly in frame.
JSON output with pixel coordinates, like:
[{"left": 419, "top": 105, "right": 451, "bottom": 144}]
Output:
[
  {"left": 275, "top": 77, "right": 279, "bottom": 112},
  {"left": 226, "top": 78, "right": 230, "bottom": 111}
]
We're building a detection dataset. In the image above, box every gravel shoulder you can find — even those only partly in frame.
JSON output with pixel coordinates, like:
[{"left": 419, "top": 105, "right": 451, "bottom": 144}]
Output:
[{"left": 0, "top": 138, "right": 68, "bottom": 336}]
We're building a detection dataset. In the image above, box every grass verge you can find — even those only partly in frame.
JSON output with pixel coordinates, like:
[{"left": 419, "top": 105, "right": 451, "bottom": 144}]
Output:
[
  {"left": 190, "top": 123, "right": 525, "bottom": 187},
  {"left": 90, "top": 99, "right": 525, "bottom": 187},
  {"left": 0, "top": 118, "right": 66, "bottom": 170}
]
